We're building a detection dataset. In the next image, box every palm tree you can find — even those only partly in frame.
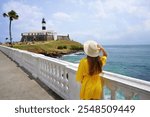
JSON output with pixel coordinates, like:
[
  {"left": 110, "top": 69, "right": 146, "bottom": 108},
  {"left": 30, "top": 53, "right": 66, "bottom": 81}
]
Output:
[{"left": 3, "top": 10, "right": 19, "bottom": 45}]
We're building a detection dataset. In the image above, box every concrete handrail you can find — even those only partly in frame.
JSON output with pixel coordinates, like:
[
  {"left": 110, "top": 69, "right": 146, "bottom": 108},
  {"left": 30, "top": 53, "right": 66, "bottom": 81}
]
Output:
[{"left": 0, "top": 45, "right": 150, "bottom": 99}]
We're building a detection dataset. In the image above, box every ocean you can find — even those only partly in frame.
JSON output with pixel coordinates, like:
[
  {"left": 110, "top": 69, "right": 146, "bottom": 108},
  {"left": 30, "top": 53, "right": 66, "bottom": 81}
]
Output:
[{"left": 60, "top": 45, "right": 150, "bottom": 82}]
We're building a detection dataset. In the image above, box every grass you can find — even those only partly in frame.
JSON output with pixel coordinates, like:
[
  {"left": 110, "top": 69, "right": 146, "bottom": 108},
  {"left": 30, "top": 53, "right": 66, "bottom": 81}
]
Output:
[{"left": 13, "top": 40, "right": 83, "bottom": 57}]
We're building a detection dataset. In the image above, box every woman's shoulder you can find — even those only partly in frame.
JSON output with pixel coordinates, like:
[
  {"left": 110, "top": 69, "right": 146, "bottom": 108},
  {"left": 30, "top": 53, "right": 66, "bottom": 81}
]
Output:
[
  {"left": 79, "top": 57, "right": 87, "bottom": 64},
  {"left": 80, "top": 57, "right": 87, "bottom": 62}
]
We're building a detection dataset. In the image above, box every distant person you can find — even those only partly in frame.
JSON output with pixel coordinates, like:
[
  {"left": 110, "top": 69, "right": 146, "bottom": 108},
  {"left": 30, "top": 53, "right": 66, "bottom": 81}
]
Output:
[{"left": 76, "top": 40, "right": 107, "bottom": 100}]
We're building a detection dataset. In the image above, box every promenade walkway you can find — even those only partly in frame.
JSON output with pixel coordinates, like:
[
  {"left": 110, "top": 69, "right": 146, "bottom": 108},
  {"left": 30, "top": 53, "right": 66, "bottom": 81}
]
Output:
[{"left": 0, "top": 51, "right": 62, "bottom": 100}]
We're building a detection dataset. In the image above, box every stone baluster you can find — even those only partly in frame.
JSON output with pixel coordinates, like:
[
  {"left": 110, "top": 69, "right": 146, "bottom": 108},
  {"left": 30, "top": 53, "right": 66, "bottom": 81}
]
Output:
[
  {"left": 121, "top": 87, "right": 134, "bottom": 100},
  {"left": 110, "top": 86, "right": 117, "bottom": 100},
  {"left": 104, "top": 79, "right": 117, "bottom": 100}
]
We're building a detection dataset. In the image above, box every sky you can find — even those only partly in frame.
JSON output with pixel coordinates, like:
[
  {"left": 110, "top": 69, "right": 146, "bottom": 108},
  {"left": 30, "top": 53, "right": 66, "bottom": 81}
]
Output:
[{"left": 0, "top": 0, "right": 150, "bottom": 45}]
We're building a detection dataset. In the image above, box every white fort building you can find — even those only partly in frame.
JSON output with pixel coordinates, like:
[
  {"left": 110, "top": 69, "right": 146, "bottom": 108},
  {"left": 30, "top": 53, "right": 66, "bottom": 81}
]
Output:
[{"left": 21, "top": 18, "right": 70, "bottom": 42}]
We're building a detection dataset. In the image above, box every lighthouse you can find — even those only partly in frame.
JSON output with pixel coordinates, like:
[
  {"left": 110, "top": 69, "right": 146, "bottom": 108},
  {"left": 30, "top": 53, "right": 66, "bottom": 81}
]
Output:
[{"left": 42, "top": 18, "right": 46, "bottom": 30}]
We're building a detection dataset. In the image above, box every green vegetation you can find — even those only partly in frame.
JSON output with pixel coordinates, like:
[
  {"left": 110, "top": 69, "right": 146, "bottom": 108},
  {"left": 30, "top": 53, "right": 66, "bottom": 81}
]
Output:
[
  {"left": 13, "top": 40, "right": 83, "bottom": 57},
  {"left": 3, "top": 10, "right": 19, "bottom": 44},
  {"left": 57, "top": 45, "right": 67, "bottom": 49},
  {"left": 70, "top": 45, "right": 83, "bottom": 50}
]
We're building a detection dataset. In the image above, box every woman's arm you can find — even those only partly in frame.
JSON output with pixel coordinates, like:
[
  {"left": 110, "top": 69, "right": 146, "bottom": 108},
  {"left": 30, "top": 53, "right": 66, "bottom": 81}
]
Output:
[
  {"left": 97, "top": 45, "right": 107, "bottom": 57},
  {"left": 100, "top": 47, "right": 107, "bottom": 57}
]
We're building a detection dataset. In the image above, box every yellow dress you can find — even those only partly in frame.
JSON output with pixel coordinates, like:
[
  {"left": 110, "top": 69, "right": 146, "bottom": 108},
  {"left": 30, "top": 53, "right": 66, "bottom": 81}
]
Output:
[{"left": 76, "top": 56, "right": 107, "bottom": 100}]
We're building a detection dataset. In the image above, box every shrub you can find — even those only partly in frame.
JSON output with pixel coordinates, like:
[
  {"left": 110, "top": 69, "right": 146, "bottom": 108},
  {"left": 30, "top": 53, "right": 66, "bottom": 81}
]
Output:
[
  {"left": 70, "top": 45, "right": 83, "bottom": 50},
  {"left": 63, "top": 45, "right": 67, "bottom": 49},
  {"left": 57, "top": 45, "right": 67, "bottom": 49}
]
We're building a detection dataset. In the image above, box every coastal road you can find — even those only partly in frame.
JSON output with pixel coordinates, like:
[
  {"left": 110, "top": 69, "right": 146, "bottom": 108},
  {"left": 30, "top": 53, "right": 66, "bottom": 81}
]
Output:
[{"left": 0, "top": 51, "right": 62, "bottom": 100}]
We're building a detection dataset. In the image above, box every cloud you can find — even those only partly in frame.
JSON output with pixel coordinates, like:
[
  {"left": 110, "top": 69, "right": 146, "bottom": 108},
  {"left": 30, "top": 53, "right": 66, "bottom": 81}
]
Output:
[
  {"left": 1, "top": 0, "right": 150, "bottom": 44},
  {"left": 64, "top": 0, "right": 150, "bottom": 24},
  {"left": 52, "top": 12, "right": 73, "bottom": 22},
  {"left": 85, "top": 0, "right": 150, "bottom": 42},
  {"left": 143, "top": 19, "right": 150, "bottom": 30},
  {"left": 1, "top": 0, "right": 56, "bottom": 41},
  {"left": 64, "top": 1, "right": 150, "bottom": 37},
  {"left": 86, "top": 0, "right": 150, "bottom": 21},
  {"left": 64, "top": 0, "right": 86, "bottom": 6},
  {"left": 2, "top": 0, "right": 44, "bottom": 31}
]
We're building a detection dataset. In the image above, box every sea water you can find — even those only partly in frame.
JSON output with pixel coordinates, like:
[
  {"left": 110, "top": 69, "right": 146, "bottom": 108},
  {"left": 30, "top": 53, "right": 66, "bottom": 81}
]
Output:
[
  {"left": 60, "top": 45, "right": 150, "bottom": 99},
  {"left": 61, "top": 45, "right": 150, "bottom": 82}
]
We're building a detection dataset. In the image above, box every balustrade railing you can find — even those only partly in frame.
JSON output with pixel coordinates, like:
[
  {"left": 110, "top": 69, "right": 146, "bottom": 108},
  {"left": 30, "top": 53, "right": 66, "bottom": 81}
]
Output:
[{"left": 0, "top": 45, "right": 150, "bottom": 100}]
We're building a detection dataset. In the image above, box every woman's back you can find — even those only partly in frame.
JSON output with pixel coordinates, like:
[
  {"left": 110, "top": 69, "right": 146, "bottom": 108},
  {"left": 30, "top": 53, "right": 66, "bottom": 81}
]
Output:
[{"left": 76, "top": 56, "right": 107, "bottom": 100}]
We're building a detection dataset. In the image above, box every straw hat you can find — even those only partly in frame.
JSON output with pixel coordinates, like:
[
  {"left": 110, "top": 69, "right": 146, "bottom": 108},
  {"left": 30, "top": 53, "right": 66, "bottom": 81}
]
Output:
[{"left": 84, "top": 40, "right": 101, "bottom": 57}]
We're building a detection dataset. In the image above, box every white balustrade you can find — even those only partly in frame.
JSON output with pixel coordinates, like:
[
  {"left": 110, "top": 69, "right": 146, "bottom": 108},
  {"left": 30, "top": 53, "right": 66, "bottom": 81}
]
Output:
[{"left": 0, "top": 45, "right": 150, "bottom": 100}]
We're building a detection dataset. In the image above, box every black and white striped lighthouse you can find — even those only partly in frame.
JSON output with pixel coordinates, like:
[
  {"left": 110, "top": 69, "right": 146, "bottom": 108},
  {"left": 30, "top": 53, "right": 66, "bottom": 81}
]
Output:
[{"left": 42, "top": 18, "right": 46, "bottom": 30}]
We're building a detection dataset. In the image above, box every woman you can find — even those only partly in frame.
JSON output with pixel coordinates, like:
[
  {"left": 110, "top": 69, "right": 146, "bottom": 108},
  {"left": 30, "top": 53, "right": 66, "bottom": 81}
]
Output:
[{"left": 76, "top": 40, "right": 107, "bottom": 100}]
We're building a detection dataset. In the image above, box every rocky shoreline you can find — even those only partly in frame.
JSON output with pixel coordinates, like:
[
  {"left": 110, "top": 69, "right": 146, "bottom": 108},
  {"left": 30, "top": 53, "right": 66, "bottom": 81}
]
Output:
[{"left": 39, "top": 50, "right": 80, "bottom": 58}]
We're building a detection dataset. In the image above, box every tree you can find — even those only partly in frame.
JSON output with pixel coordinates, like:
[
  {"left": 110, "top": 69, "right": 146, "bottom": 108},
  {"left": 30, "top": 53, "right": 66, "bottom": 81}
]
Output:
[{"left": 3, "top": 10, "right": 19, "bottom": 45}]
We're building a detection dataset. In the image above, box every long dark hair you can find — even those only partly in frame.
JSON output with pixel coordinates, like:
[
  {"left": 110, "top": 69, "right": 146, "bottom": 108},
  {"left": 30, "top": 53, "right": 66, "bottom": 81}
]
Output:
[{"left": 87, "top": 56, "right": 102, "bottom": 76}]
